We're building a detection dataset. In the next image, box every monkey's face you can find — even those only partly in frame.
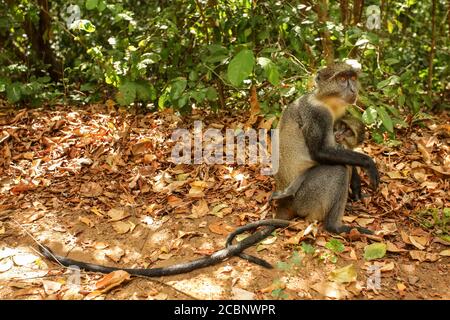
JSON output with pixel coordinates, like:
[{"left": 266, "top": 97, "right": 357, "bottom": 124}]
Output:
[
  {"left": 315, "top": 65, "right": 359, "bottom": 104},
  {"left": 335, "top": 71, "right": 358, "bottom": 104}
]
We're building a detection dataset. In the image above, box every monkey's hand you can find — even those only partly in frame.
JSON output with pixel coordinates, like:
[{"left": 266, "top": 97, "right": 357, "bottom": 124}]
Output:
[
  {"left": 363, "top": 158, "right": 379, "bottom": 190},
  {"left": 269, "top": 190, "right": 294, "bottom": 201}
]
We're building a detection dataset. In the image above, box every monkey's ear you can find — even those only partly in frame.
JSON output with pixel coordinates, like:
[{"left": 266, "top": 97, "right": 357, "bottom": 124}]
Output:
[{"left": 316, "top": 68, "right": 335, "bottom": 82}]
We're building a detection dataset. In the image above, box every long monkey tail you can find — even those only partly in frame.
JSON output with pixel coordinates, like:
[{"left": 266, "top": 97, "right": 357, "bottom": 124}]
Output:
[{"left": 39, "top": 219, "right": 290, "bottom": 277}]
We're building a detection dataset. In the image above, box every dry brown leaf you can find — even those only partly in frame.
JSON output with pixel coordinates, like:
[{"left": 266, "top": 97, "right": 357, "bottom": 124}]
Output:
[
  {"left": 258, "top": 116, "right": 275, "bottom": 131},
  {"left": 386, "top": 241, "right": 407, "bottom": 253},
  {"left": 409, "top": 235, "right": 429, "bottom": 250},
  {"left": 167, "top": 195, "right": 183, "bottom": 207},
  {"left": 191, "top": 200, "right": 209, "bottom": 217},
  {"left": 429, "top": 165, "right": 450, "bottom": 176},
  {"left": 0, "top": 258, "right": 13, "bottom": 272},
  {"left": 188, "top": 182, "right": 206, "bottom": 198},
  {"left": 42, "top": 280, "right": 62, "bottom": 295},
  {"left": 311, "top": 281, "right": 350, "bottom": 299},
  {"left": 80, "top": 181, "right": 103, "bottom": 197},
  {"left": 400, "top": 230, "right": 412, "bottom": 244},
  {"left": 439, "top": 249, "right": 450, "bottom": 256},
  {"left": 105, "top": 246, "right": 125, "bottom": 262},
  {"left": 158, "top": 253, "right": 173, "bottom": 260},
  {"left": 231, "top": 287, "right": 256, "bottom": 300},
  {"left": 11, "top": 182, "right": 36, "bottom": 195},
  {"left": 246, "top": 85, "right": 260, "bottom": 128},
  {"left": 94, "top": 270, "right": 130, "bottom": 293},
  {"left": 409, "top": 250, "right": 439, "bottom": 262},
  {"left": 132, "top": 139, "right": 153, "bottom": 156},
  {"left": 416, "top": 140, "right": 431, "bottom": 164},
  {"left": 90, "top": 207, "right": 104, "bottom": 217},
  {"left": 79, "top": 216, "right": 95, "bottom": 228},
  {"left": 260, "top": 281, "right": 286, "bottom": 294},
  {"left": 208, "top": 221, "right": 233, "bottom": 236},
  {"left": 397, "top": 282, "right": 407, "bottom": 295},
  {"left": 355, "top": 218, "right": 374, "bottom": 228},
  {"left": 107, "top": 208, "right": 130, "bottom": 221},
  {"left": 342, "top": 216, "right": 358, "bottom": 223},
  {"left": 27, "top": 212, "right": 45, "bottom": 223},
  {"left": 13, "top": 253, "right": 39, "bottom": 266},
  {"left": 94, "top": 242, "right": 109, "bottom": 250},
  {"left": 210, "top": 203, "right": 229, "bottom": 218},
  {"left": 112, "top": 221, "right": 134, "bottom": 234},
  {"left": 62, "top": 287, "right": 84, "bottom": 300},
  {"left": 386, "top": 171, "right": 406, "bottom": 180}
]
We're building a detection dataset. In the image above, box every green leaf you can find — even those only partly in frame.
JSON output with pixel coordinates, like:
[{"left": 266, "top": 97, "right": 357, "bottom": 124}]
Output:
[
  {"left": 290, "top": 251, "right": 302, "bottom": 265},
  {"left": 325, "top": 239, "right": 345, "bottom": 253},
  {"left": 85, "top": 0, "right": 98, "bottom": 10},
  {"left": 398, "top": 95, "right": 406, "bottom": 107},
  {"left": 276, "top": 261, "right": 290, "bottom": 271},
  {"left": 97, "top": 0, "right": 106, "bottom": 11},
  {"left": 170, "top": 77, "right": 187, "bottom": 100},
  {"left": 355, "top": 38, "right": 369, "bottom": 46},
  {"left": 177, "top": 95, "right": 188, "bottom": 108},
  {"left": 329, "top": 264, "right": 357, "bottom": 283},
  {"left": 364, "top": 243, "right": 387, "bottom": 260},
  {"left": 387, "top": 20, "right": 394, "bottom": 33},
  {"left": 80, "top": 83, "right": 96, "bottom": 92},
  {"left": 266, "top": 63, "right": 280, "bottom": 86},
  {"left": 0, "top": 78, "right": 7, "bottom": 92},
  {"left": 438, "top": 235, "right": 450, "bottom": 243},
  {"left": 385, "top": 58, "right": 399, "bottom": 65},
  {"left": 6, "top": 83, "right": 22, "bottom": 103},
  {"left": 204, "top": 45, "right": 229, "bottom": 64},
  {"left": 300, "top": 242, "right": 315, "bottom": 254},
  {"left": 191, "top": 90, "right": 206, "bottom": 103},
  {"left": 76, "top": 20, "right": 96, "bottom": 33},
  {"left": 227, "top": 49, "right": 255, "bottom": 86},
  {"left": 371, "top": 131, "right": 384, "bottom": 144},
  {"left": 362, "top": 106, "right": 378, "bottom": 125},
  {"left": 271, "top": 288, "right": 288, "bottom": 299},
  {"left": 257, "top": 57, "right": 280, "bottom": 86},
  {"left": 377, "top": 106, "right": 394, "bottom": 132},
  {"left": 135, "top": 81, "right": 156, "bottom": 102},
  {"left": 205, "top": 87, "right": 218, "bottom": 101},
  {"left": 158, "top": 93, "right": 169, "bottom": 109},
  {"left": 116, "top": 81, "right": 136, "bottom": 106}
]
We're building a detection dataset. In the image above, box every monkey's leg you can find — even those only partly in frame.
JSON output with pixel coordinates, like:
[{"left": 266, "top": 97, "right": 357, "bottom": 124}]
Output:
[
  {"left": 274, "top": 197, "right": 297, "bottom": 220},
  {"left": 323, "top": 167, "right": 372, "bottom": 234},
  {"left": 290, "top": 165, "right": 373, "bottom": 235},
  {"left": 270, "top": 175, "right": 306, "bottom": 200},
  {"left": 349, "top": 166, "right": 362, "bottom": 201}
]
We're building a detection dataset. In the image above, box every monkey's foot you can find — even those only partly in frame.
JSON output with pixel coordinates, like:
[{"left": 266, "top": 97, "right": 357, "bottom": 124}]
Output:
[
  {"left": 349, "top": 192, "right": 368, "bottom": 202},
  {"left": 327, "top": 224, "right": 373, "bottom": 235}
]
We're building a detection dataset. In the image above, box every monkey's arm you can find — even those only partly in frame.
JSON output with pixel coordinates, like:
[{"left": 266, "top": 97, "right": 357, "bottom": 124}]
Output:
[{"left": 303, "top": 111, "right": 379, "bottom": 189}]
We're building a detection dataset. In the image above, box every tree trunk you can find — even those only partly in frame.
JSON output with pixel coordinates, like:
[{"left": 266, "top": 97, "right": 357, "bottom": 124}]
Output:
[
  {"left": 314, "top": 0, "right": 335, "bottom": 65},
  {"left": 428, "top": 0, "right": 436, "bottom": 96},
  {"left": 22, "top": 0, "right": 62, "bottom": 81},
  {"left": 339, "top": 0, "right": 349, "bottom": 27},
  {"left": 352, "top": 0, "right": 365, "bottom": 25}
]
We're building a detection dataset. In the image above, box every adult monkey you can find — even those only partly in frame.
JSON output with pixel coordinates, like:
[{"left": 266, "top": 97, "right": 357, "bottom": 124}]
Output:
[
  {"left": 272, "top": 62, "right": 379, "bottom": 234},
  {"left": 271, "top": 113, "right": 366, "bottom": 202}
]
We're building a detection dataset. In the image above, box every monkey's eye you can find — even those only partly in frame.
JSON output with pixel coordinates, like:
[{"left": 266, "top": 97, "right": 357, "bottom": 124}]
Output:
[
  {"left": 350, "top": 75, "right": 357, "bottom": 81},
  {"left": 339, "top": 76, "right": 346, "bottom": 82}
]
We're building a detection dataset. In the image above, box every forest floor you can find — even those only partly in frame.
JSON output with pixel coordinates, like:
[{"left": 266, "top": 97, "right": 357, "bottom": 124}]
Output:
[{"left": 0, "top": 103, "right": 449, "bottom": 300}]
